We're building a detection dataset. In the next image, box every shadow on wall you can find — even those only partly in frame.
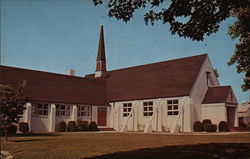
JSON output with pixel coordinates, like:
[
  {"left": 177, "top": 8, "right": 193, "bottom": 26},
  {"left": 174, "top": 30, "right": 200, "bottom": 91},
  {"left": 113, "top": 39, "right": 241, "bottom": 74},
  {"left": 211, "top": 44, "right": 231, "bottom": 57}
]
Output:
[{"left": 82, "top": 143, "right": 250, "bottom": 159}]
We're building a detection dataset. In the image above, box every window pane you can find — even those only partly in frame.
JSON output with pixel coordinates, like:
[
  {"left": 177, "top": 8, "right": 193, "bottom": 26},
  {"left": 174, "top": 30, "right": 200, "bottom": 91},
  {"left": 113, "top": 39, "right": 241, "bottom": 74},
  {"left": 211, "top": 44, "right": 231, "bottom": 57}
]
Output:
[
  {"left": 149, "top": 101, "right": 153, "bottom": 105},
  {"left": 174, "top": 105, "right": 178, "bottom": 110},
  {"left": 168, "top": 106, "right": 172, "bottom": 110},
  {"left": 173, "top": 100, "right": 178, "bottom": 104},
  {"left": 128, "top": 103, "right": 132, "bottom": 107},
  {"left": 61, "top": 105, "right": 65, "bottom": 109},
  {"left": 38, "top": 104, "right": 43, "bottom": 109},
  {"left": 44, "top": 104, "right": 48, "bottom": 109},
  {"left": 123, "top": 108, "right": 127, "bottom": 112},
  {"left": 149, "top": 107, "right": 153, "bottom": 111},
  {"left": 168, "top": 112, "right": 173, "bottom": 115},
  {"left": 174, "top": 111, "right": 179, "bottom": 115},
  {"left": 128, "top": 108, "right": 131, "bottom": 112},
  {"left": 149, "top": 112, "right": 153, "bottom": 116},
  {"left": 43, "top": 111, "right": 48, "bottom": 116},
  {"left": 144, "top": 107, "right": 147, "bottom": 111},
  {"left": 143, "top": 102, "right": 148, "bottom": 106},
  {"left": 144, "top": 113, "right": 148, "bottom": 116},
  {"left": 167, "top": 100, "right": 172, "bottom": 104}
]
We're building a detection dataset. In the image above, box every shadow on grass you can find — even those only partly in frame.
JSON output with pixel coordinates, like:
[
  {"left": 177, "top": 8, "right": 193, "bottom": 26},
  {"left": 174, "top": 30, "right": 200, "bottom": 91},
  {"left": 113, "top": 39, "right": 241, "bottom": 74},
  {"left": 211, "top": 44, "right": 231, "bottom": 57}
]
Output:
[
  {"left": 82, "top": 143, "right": 250, "bottom": 159},
  {"left": 8, "top": 132, "right": 60, "bottom": 137},
  {"left": 11, "top": 139, "right": 43, "bottom": 143}
]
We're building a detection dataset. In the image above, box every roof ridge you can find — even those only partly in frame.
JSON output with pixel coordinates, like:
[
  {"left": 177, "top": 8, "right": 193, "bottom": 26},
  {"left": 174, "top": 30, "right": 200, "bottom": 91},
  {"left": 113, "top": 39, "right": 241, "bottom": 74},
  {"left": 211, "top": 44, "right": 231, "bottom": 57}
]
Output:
[
  {"left": 105, "top": 54, "right": 207, "bottom": 73},
  {"left": 0, "top": 65, "right": 104, "bottom": 81}
]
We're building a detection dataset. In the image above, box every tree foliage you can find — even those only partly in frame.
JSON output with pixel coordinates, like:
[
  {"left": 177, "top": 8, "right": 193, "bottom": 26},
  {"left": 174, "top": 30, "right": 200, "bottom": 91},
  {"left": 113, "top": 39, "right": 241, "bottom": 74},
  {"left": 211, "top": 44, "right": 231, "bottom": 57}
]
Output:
[
  {"left": 228, "top": 6, "right": 250, "bottom": 91},
  {"left": 0, "top": 81, "right": 26, "bottom": 141},
  {"left": 93, "top": 0, "right": 250, "bottom": 91}
]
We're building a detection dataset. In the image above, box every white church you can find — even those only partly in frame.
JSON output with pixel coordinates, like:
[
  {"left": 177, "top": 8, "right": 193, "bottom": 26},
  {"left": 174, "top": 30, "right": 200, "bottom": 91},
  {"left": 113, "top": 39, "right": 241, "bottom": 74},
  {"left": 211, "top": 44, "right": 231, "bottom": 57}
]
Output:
[{"left": 0, "top": 26, "right": 238, "bottom": 133}]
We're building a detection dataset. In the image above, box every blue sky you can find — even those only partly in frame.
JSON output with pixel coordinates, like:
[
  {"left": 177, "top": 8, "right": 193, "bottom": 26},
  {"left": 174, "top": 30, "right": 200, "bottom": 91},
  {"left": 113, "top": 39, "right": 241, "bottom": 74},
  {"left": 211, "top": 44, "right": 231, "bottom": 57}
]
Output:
[{"left": 1, "top": 0, "right": 249, "bottom": 103}]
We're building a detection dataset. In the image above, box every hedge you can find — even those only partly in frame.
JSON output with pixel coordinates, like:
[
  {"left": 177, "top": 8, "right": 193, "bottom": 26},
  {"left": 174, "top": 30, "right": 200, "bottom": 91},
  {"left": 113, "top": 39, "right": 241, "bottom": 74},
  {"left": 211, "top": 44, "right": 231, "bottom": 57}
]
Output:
[
  {"left": 55, "top": 121, "right": 67, "bottom": 132},
  {"left": 193, "top": 121, "right": 203, "bottom": 132},
  {"left": 19, "top": 122, "right": 29, "bottom": 134},
  {"left": 89, "top": 121, "right": 99, "bottom": 131},
  {"left": 202, "top": 119, "right": 212, "bottom": 130},
  {"left": 67, "top": 121, "right": 78, "bottom": 132},
  {"left": 218, "top": 121, "right": 229, "bottom": 132},
  {"left": 77, "top": 120, "right": 89, "bottom": 131},
  {"left": 204, "top": 124, "right": 217, "bottom": 132}
]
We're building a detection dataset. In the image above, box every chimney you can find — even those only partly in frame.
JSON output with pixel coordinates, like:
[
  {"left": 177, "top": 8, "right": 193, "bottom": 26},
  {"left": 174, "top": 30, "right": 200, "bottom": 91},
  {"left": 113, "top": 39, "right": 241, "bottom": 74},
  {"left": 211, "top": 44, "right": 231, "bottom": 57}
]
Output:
[
  {"left": 95, "top": 25, "right": 106, "bottom": 78},
  {"left": 67, "top": 69, "right": 75, "bottom": 76}
]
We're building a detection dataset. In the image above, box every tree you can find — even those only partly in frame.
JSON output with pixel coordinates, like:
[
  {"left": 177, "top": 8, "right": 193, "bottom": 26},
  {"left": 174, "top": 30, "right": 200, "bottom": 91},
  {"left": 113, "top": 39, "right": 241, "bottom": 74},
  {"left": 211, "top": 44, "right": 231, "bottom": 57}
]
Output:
[
  {"left": 0, "top": 81, "right": 26, "bottom": 141},
  {"left": 93, "top": 0, "right": 250, "bottom": 91}
]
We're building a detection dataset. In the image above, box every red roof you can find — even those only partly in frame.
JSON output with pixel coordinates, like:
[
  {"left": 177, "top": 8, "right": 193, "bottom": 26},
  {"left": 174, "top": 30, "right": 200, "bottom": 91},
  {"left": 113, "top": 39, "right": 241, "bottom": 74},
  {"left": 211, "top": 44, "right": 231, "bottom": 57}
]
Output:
[
  {"left": 0, "top": 65, "right": 107, "bottom": 105},
  {"left": 202, "top": 86, "right": 237, "bottom": 104},
  {"left": 87, "top": 54, "right": 208, "bottom": 102}
]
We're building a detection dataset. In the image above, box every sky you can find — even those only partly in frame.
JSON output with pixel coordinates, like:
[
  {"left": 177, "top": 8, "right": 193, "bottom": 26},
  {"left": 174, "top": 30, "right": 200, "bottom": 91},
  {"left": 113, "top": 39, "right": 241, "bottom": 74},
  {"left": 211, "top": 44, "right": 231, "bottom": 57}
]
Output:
[{"left": 0, "top": 0, "right": 249, "bottom": 103}]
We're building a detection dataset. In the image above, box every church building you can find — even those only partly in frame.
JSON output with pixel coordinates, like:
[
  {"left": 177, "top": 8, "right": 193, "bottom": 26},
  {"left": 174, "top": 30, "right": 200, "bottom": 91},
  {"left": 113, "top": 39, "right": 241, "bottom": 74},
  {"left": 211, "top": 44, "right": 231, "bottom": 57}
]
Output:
[{"left": 0, "top": 25, "right": 238, "bottom": 133}]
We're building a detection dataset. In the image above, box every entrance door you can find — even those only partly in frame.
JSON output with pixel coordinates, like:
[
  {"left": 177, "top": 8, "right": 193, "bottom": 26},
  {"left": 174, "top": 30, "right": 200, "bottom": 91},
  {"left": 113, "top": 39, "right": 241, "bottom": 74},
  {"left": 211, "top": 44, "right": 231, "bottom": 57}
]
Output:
[
  {"left": 227, "top": 107, "right": 236, "bottom": 128},
  {"left": 98, "top": 107, "right": 107, "bottom": 126}
]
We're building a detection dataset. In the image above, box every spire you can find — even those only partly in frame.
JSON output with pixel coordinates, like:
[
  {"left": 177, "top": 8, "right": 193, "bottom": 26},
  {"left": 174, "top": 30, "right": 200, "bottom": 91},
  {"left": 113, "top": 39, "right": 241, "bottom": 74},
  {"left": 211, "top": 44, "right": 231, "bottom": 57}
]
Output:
[
  {"left": 95, "top": 25, "right": 106, "bottom": 78},
  {"left": 97, "top": 25, "right": 106, "bottom": 62}
]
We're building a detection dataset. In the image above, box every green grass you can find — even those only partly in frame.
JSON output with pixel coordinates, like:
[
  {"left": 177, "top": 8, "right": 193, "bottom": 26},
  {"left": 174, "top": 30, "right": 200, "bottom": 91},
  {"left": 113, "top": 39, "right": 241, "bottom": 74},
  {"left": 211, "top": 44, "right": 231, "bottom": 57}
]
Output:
[{"left": 1, "top": 132, "right": 250, "bottom": 159}]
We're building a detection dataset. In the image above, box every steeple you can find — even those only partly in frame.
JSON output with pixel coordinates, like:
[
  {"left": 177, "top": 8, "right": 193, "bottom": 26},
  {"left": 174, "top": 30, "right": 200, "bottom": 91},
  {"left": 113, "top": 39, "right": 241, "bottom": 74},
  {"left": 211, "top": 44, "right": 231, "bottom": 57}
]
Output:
[{"left": 95, "top": 25, "right": 106, "bottom": 78}]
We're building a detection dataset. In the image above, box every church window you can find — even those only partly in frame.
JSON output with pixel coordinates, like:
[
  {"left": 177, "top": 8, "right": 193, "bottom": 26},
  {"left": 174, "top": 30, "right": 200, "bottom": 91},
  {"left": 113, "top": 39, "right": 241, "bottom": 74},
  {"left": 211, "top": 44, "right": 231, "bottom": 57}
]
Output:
[
  {"left": 77, "top": 105, "right": 90, "bottom": 117},
  {"left": 143, "top": 101, "right": 153, "bottom": 116},
  {"left": 123, "top": 103, "right": 132, "bottom": 117},
  {"left": 167, "top": 99, "right": 179, "bottom": 115},
  {"left": 56, "top": 104, "right": 70, "bottom": 117},
  {"left": 32, "top": 103, "right": 49, "bottom": 116}
]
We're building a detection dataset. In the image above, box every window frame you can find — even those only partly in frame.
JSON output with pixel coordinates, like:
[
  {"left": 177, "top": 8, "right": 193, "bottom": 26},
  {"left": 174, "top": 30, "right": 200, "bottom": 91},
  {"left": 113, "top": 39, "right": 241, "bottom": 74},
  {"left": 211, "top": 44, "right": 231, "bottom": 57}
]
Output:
[
  {"left": 143, "top": 101, "right": 153, "bottom": 117},
  {"left": 123, "top": 103, "right": 132, "bottom": 117},
  {"left": 167, "top": 99, "right": 179, "bottom": 116}
]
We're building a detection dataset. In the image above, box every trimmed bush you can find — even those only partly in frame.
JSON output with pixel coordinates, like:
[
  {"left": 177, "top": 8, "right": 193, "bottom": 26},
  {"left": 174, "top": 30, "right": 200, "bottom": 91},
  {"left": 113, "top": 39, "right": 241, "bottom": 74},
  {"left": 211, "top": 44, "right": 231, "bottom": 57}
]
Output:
[
  {"left": 218, "top": 121, "right": 229, "bottom": 132},
  {"left": 19, "top": 122, "right": 29, "bottom": 134},
  {"left": 55, "top": 121, "right": 67, "bottom": 132},
  {"left": 67, "top": 121, "right": 78, "bottom": 132},
  {"left": 193, "top": 121, "right": 203, "bottom": 132},
  {"left": 77, "top": 120, "right": 89, "bottom": 131},
  {"left": 202, "top": 119, "right": 212, "bottom": 130},
  {"left": 204, "top": 124, "right": 217, "bottom": 132},
  {"left": 89, "top": 121, "right": 99, "bottom": 131}
]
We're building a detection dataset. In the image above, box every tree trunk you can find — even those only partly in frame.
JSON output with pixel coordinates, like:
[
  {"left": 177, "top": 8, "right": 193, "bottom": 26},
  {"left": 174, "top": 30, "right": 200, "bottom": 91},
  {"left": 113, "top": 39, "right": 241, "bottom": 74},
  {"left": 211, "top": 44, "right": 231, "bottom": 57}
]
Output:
[{"left": 4, "top": 129, "right": 8, "bottom": 142}]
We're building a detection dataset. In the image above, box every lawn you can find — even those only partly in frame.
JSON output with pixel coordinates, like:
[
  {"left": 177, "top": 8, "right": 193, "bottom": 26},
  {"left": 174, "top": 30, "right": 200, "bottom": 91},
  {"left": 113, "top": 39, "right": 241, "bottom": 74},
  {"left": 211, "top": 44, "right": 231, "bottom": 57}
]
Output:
[{"left": 1, "top": 132, "right": 250, "bottom": 159}]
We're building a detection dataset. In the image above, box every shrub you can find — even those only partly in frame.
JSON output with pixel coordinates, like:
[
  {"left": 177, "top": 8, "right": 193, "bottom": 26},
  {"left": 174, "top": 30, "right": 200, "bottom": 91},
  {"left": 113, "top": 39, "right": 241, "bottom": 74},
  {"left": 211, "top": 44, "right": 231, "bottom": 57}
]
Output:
[
  {"left": 218, "top": 121, "right": 230, "bottom": 132},
  {"left": 8, "top": 124, "right": 17, "bottom": 135},
  {"left": 89, "top": 121, "right": 99, "bottom": 131},
  {"left": 77, "top": 120, "right": 89, "bottom": 131},
  {"left": 204, "top": 124, "right": 217, "bottom": 132},
  {"left": 19, "top": 122, "right": 29, "bottom": 134},
  {"left": 67, "top": 121, "right": 78, "bottom": 132},
  {"left": 202, "top": 119, "right": 212, "bottom": 130},
  {"left": 193, "top": 121, "right": 203, "bottom": 132},
  {"left": 0, "top": 124, "right": 17, "bottom": 136},
  {"left": 55, "top": 121, "right": 67, "bottom": 132}
]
